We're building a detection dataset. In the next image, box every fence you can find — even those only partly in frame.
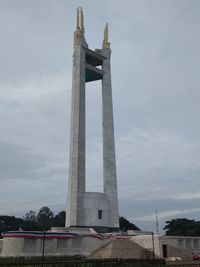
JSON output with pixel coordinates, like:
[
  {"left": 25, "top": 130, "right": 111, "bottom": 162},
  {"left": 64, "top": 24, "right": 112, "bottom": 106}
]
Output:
[
  {"left": 0, "top": 257, "right": 165, "bottom": 267},
  {"left": 166, "top": 260, "right": 200, "bottom": 267}
]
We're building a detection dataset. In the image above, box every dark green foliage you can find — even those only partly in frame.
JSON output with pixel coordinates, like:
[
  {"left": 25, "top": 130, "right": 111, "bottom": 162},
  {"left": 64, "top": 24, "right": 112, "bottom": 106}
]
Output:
[
  {"left": 37, "top": 206, "right": 54, "bottom": 230},
  {"left": 164, "top": 218, "right": 200, "bottom": 236},
  {"left": 0, "top": 215, "right": 24, "bottom": 235},
  {"left": 0, "top": 208, "right": 141, "bottom": 235},
  {"left": 53, "top": 211, "right": 66, "bottom": 227},
  {"left": 23, "top": 210, "right": 40, "bottom": 231},
  {"left": 119, "top": 216, "right": 140, "bottom": 232},
  {"left": 0, "top": 207, "right": 66, "bottom": 235},
  {"left": 24, "top": 210, "right": 37, "bottom": 222}
]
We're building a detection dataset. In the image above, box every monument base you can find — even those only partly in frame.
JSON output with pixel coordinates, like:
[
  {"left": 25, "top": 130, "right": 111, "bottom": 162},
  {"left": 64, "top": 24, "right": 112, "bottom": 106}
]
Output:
[{"left": 1, "top": 229, "right": 112, "bottom": 257}]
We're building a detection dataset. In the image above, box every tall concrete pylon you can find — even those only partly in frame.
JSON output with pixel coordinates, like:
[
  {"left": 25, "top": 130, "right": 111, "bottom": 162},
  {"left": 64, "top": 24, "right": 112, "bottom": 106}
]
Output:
[{"left": 66, "top": 7, "right": 119, "bottom": 232}]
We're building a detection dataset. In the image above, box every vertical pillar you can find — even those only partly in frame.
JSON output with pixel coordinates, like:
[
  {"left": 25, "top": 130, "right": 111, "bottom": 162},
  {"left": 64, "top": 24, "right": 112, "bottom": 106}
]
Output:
[
  {"left": 66, "top": 8, "right": 87, "bottom": 227},
  {"left": 102, "top": 27, "right": 119, "bottom": 228},
  {"left": 66, "top": 11, "right": 119, "bottom": 230}
]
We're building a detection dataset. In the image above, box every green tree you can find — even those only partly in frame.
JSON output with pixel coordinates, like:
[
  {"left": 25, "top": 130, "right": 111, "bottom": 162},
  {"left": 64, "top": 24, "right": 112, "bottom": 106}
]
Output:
[
  {"left": 164, "top": 218, "right": 200, "bottom": 236},
  {"left": 23, "top": 210, "right": 38, "bottom": 231},
  {"left": 37, "top": 206, "right": 54, "bottom": 230},
  {"left": 54, "top": 211, "right": 66, "bottom": 227},
  {"left": 24, "top": 210, "right": 37, "bottom": 222},
  {"left": 0, "top": 215, "right": 24, "bottom": 236},
  {"left": 119, "top": 216, "right": 140, "bottom": 232}
]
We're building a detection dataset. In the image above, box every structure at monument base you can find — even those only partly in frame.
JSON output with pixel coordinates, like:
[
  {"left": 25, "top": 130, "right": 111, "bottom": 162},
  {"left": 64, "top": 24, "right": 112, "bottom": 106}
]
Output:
[
  {"left": 1, "top": 230, "right": 111, "bottom": 257},
  {"left": 0, "top": 231, "right": 196, "bottom": 259},
  {"left": 66, "top": 7, "right": 119, "bottom": 232}
]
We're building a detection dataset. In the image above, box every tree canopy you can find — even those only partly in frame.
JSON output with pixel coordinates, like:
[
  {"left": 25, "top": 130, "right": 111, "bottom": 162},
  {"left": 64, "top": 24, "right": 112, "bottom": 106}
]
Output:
[
  {"left": 0, "top": 208, "right": 140, "bottom": 236},
  {"left": 119, "top": 216, "right": 140, "bottom": 232},
  {"left": 164, "top": 218, "right": 200, "bottom": 236},
  {"left": 0, "top": 207, "right": 66, "bottom": 236},
  {"left": 37, "top": 206, "right": 54, "bottom": 230},
  {"left": 54, "top": 211, "right": 66, "bottom": 227}
]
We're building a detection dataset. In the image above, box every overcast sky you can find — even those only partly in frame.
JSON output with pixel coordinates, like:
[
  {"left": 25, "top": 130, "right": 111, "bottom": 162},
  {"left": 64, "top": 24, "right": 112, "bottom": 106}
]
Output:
[{"left": 0, "top": 0, "right": 200, "bottom": 232}]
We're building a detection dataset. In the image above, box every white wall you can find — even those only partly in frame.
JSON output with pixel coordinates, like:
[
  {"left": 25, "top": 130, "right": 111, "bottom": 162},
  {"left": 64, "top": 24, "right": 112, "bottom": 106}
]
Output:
[
  {"left": 84, "top": 192, "right": 109, "bottom": 227},
  {"left": 1, "top": 236, "right": 110, "bottom": 257},
  {"left": 132, "top": 235, "right": 161, "bottom": 258}
]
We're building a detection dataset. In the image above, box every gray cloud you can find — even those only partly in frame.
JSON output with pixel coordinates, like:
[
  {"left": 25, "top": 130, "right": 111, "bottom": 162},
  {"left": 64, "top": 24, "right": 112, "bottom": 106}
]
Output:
[{"left": 0, "top": 141, "right": 46, "bottom": 180}]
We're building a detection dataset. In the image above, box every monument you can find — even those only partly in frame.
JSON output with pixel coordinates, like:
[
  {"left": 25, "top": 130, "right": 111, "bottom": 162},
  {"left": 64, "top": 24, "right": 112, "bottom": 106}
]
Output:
[
  {"left": 0, "top": 8, "right": 196, "bottom": 260},
  {"left": 66, "top": 7, "right": 119, "bottom": 232}
]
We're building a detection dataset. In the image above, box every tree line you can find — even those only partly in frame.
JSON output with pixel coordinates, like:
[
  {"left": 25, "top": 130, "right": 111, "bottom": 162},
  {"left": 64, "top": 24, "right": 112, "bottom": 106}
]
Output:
[
  {"left": 2, "top": 207, "right": 199, "bottom": 237},
  {"left": 164, "top": 218, "right": 200, "bottom": 236},
  {"left": 0, "top": 206, "right": 140, "bottom": 237},
  {"left": 0, "top": 206, "right": 65, "bottom": 236}
]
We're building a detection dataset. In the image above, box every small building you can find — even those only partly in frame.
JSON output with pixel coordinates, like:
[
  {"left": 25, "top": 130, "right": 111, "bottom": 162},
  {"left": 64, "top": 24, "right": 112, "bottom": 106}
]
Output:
[{"left": 132, "top": 235, "right": 197, "bottom": 259}]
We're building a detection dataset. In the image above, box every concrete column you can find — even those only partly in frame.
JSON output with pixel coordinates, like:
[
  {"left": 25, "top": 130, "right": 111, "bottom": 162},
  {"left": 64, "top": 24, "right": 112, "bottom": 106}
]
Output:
[
  {"left": 66, "top": 37, "right": 86, "bottom": 227},
  {"left": 102, "top": 48, "right": 119, "bottom": 228},
  {"left": 66, "top": 11, "right": 119, "bottom": 230}
]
